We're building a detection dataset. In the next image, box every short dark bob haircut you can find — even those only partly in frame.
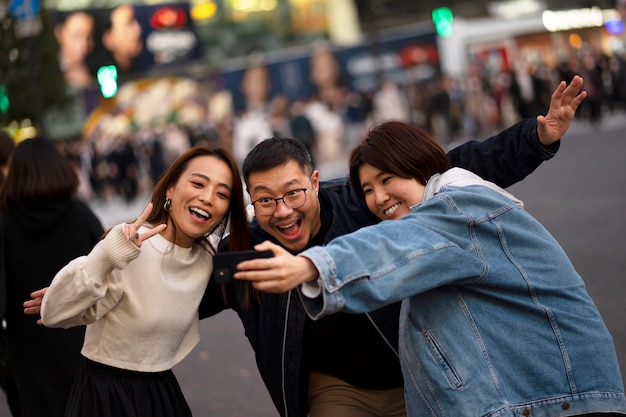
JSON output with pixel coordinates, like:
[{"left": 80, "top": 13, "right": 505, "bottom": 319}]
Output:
[{"left": 349, "top": 120, "right": 450, "bottom": 201}]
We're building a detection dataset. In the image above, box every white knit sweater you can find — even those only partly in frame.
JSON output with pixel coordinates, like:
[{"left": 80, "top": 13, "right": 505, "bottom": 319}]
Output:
[{"left": 41, "top": 223, "right": 213, "bottom": 372}]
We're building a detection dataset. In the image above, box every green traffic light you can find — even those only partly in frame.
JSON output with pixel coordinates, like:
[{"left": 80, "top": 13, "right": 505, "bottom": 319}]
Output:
[
  {"left": 97, "top": 65, "right": 119, "bottom": 98},
  {"left": 432, "top": 6, "right": 454, "bottom": 38},
  {"left": 0, "top": 86, "right": 9, "bottom": 113}
]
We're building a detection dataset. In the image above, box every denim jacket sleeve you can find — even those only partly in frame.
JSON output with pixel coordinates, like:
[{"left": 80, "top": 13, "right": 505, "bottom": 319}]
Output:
[
  {"left": 447, "top": 118, "right": 559, "bottom": 189},
  {"left": 298, "top": 216, "right": 485, "bottom": 319}
]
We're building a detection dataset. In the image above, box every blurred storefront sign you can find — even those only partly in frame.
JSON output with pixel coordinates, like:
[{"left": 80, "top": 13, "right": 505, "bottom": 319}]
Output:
[
  {"left": 542, "top": 7, "right": 620, "bottom": 32},
  {"left": 438, "top": 6, "right": 625, "bottom": 78},
  {"left": 10, "top": 0, "right": 42, "bottom": 38},
  {"left": 487, "top": 0, "right": 546, "bottom": 19},
  {"left": 9, "top": 0, "right": 39, "bottom": 20},
  {"left": 145, "top": 6, "right": 199, "bottom": 65}
]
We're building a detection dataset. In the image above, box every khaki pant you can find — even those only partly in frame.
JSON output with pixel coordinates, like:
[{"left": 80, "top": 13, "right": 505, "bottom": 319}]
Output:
[{"left": 308, "top": 370, "right": 406, "bottom": 417}]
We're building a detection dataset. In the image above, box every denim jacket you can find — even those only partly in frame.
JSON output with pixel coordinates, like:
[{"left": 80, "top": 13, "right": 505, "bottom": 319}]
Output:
[
  {"left": 198, "top": 119, "right": 563, "bottom": 417},
  {"left": 300, "top": 168, "right": 626, "bottom": 417}
]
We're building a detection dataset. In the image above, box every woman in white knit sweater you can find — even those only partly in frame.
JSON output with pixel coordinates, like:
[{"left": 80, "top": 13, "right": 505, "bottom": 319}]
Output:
[{"left": 33, "top": 145, "right": 250, "bottom": 417}]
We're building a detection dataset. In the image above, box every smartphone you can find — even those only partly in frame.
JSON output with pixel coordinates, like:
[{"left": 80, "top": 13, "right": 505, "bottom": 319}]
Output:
[{"left": 212, "top": 250, "right": 273, "bottom": 284}]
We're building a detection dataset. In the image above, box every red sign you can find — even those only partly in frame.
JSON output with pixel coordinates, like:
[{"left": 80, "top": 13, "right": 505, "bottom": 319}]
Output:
[{"left": 150, "top": 7, "right": 187, "bottom": 29}]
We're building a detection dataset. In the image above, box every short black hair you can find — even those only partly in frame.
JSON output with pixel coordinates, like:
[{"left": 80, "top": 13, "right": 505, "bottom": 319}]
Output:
[{"left": 242, "top": 137, "right": 313, "bottom": 188}]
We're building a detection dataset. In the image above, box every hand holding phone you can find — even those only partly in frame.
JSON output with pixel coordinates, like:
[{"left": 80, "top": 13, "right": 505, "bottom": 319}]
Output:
[{"left": 212, "top": 250, "right": 273, "bottom": 284}]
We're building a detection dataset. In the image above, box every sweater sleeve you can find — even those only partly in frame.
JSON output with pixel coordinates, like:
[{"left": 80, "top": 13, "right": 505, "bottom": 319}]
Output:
[{"left": 41, "top": 223, "right": 140, "bottom": 329}]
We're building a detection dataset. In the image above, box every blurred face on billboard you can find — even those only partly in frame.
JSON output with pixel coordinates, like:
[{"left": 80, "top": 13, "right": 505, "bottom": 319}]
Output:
[
  {"left": 103, "top": 4, "right": 143, "bottom": 71},
  {"left": 56, "top": 12, "right": 94, "bottom": 65},
  {"left": 55, "top": 11, "right": 95, "bottom": 88}
]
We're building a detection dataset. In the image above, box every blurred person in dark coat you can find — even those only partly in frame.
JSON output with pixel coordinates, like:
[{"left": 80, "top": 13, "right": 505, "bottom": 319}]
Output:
[
  {"left": 0, "top": 131, "right": 14, "bottom": 184},
  {"left": 0, "top": 130, "right": 16, "bottom": 397},
  {"left": 0, "top": 137, "right": 104, "bottom": 417}
]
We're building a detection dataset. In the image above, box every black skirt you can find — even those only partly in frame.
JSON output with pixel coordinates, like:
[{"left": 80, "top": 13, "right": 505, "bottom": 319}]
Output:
[{"left": 65, "top": 358, "right": 192, "bottom": 417}]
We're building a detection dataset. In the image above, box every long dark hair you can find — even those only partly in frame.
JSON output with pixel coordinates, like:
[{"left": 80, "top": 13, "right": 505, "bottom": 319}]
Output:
[
  {"left": 0, "top": 137, "right": 79, "bottom": 209},
  {"left": 349, "top": 120, "right": 450, "bottom": 201},
  {"left": 144, "top": 145, "right": 250, "bottom": 253}
]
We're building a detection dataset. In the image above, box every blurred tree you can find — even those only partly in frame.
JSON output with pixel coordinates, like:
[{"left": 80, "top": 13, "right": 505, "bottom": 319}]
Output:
[{"left": 0, "top": 0, "right": 71, "bottom": 132}]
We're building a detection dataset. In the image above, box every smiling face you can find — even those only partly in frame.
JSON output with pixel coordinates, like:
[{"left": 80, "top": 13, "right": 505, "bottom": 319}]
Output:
[
  {"left": 247, "top": 160, "right": 320, "bottom": 252},
  {"left": 358, "top": 163, "right": 424, "bottom": 221},
  {"left": 163, "top": 155, "right": 233, "bottom": 248}
]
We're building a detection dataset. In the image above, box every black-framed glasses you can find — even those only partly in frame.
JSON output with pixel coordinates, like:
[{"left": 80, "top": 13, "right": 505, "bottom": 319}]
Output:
[{"left": 251, "top": 188, "right": 308, "bottom": 216}]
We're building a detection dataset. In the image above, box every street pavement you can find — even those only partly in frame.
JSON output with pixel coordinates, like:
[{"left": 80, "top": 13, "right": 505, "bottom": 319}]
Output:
[
  {"left": 1, "top": 112, "right": 625, "bottom": 416},
  {"left": 508, "top": 113, "right": 626, "bottom": 383}
]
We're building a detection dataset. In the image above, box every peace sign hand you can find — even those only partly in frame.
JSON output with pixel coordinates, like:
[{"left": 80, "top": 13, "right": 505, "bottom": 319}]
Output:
[{"left": 123, "top": 202, "right": 167, "bottom": 247}]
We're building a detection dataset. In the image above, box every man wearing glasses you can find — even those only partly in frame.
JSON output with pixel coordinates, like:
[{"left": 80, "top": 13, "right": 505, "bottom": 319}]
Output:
[
  {"left": 198, "top": 75, "right": 586, "bottom": 417},
  {"left": 250, "top": 188, "right": 308, "bottom": 218}
]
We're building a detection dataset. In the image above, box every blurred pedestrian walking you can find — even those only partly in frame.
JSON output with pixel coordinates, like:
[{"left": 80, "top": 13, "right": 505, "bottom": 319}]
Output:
[
  {"left": 0, "top": 137, "right": 104, "bottom": 417},
  {"left": 0, "top": 129, "right": 16, "bottom": 399},
  {"left": 0, "top": 131, "right": 14, "bottom": 184}
]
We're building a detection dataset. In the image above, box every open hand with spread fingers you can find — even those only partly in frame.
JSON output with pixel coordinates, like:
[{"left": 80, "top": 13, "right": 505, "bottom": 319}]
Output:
[{"left": 537, "top": 75, "right": 587, "bottom": 146}]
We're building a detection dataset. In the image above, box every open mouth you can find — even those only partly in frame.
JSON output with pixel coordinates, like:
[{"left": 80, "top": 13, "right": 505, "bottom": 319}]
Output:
[
  {"left": 189, "top": 207, "right": 210, "bottom": 221},
  {"left": 277, "top": 218, "right": 302, "bottom": 238}
]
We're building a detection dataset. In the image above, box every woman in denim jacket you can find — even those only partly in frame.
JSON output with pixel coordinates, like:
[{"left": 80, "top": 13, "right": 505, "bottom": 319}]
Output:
[{"left": 236, "top": 120, "right": 626, "bottom": 417}]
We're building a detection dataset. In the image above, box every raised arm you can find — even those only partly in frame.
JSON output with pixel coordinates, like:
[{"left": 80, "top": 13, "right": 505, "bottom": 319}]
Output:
[{"left": 447, "top": 76, "right": 586, "bottom": 188}]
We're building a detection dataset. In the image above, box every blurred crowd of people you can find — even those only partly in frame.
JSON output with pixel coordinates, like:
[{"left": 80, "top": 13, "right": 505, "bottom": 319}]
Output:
[{"left": 51, "top": 43, "right": 626, "bottom": 205}]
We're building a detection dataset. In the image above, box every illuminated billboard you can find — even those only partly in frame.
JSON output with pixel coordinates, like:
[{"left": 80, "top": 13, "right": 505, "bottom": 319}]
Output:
[{"left": 52, "top": 3, "right": 202, "bottom": 90}]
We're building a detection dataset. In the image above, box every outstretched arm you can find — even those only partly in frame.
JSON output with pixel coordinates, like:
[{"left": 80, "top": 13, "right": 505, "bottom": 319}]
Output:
[
  {"left": 447, "top": 76, "right": 586, "bottom": 188},
  {"left": 536, "top": 75, "right": 586, "bottom": 146}
]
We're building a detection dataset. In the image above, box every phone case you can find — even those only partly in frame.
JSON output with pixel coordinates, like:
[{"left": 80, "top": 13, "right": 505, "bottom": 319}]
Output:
[{"left": 212, "top": 250, "right": 273, "bottom": 284}]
